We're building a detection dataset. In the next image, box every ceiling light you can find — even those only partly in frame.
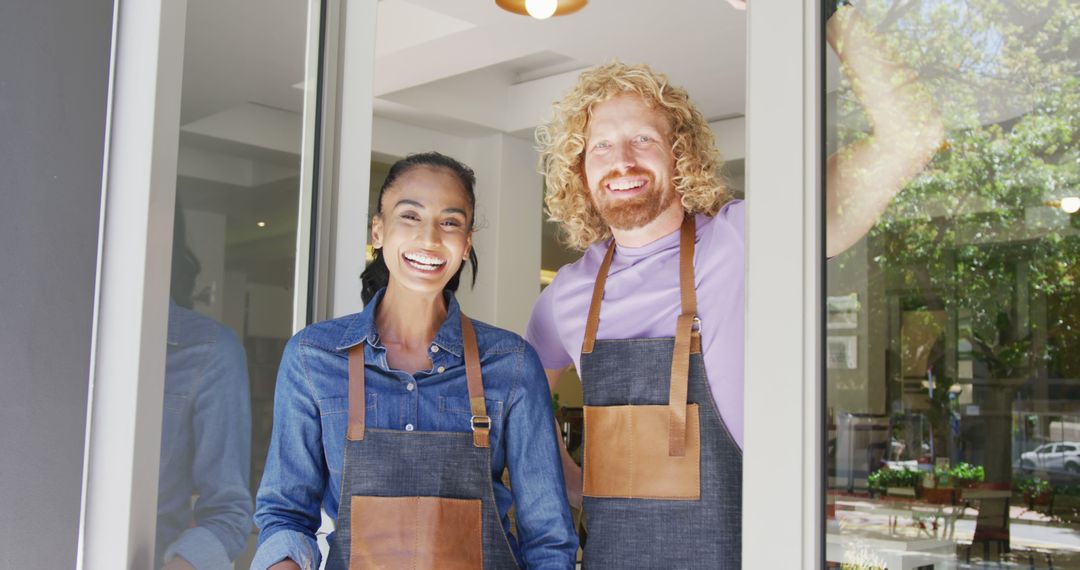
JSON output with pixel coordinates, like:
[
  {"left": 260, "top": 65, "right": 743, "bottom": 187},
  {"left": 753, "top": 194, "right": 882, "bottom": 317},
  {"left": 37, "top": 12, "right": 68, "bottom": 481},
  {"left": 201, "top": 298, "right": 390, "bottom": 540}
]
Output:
[
  {"left": 1062, "top": 196, "right": 1080, "bottom": 214},
  {"left": 496, "top": 0, "right": 587, "bottom": 19},
  {"left": 525, "top": 0, "right": 556, "bottom": 18},
  {"left": 257, "top": 221, "right": 268, "bottom": 228}
]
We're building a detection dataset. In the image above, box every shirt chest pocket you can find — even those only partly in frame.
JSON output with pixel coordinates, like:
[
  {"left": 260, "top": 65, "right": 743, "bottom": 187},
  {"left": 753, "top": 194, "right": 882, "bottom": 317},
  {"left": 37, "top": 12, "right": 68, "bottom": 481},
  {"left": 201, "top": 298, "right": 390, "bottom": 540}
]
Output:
[
  {"left": 434, "top": 395, "right": 503, "bottom": 433},
  {"left": 319, "top": 395, "right": 376, "bottom": 472}
]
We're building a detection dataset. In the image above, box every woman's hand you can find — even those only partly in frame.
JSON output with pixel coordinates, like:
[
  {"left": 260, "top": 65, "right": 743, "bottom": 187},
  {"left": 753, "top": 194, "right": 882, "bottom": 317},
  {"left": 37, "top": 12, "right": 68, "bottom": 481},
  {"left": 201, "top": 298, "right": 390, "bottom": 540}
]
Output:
[{"left": 161, "top": 558, "right": 194, "bottom": 570}]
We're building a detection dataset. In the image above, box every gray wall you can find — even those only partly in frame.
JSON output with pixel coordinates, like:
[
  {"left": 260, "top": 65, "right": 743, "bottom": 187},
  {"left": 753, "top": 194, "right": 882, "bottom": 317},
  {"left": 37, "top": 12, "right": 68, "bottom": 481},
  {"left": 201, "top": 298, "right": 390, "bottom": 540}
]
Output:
[{"left": 0, "top": 1, "right": 114, "bottom": 567}]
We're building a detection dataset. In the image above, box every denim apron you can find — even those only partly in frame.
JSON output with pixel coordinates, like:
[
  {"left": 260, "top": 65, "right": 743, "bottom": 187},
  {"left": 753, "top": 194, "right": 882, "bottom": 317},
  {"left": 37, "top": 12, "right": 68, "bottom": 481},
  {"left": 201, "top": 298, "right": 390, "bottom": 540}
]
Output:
[
  {"left": 579, "top": 216, "right": 742, "bottom": 569},
  {"left": 325, "top": 315, "right": 520, "bottom": 570}
]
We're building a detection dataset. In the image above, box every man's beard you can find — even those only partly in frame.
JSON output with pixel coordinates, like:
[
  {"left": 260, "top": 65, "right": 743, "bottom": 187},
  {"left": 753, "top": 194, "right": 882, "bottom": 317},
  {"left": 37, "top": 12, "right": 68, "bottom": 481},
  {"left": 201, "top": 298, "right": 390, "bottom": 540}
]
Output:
[{"left": 592, "top": 167, "right": 676, "bottom": 230}]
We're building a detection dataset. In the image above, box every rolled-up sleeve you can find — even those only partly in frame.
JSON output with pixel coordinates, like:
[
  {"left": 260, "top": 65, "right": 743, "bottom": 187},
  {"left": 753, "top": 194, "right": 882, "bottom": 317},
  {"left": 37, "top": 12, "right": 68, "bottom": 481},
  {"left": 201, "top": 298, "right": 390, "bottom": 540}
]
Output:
[
  {"left": 163, "top": 526, "right": 233, "bottom": 570},
  {"left": 504, "top": 343, "right": 578, "bottom": 568},
  {"left": 250, "top": 529, "right": 320, "bottom": 570},
  {"left": 251, "top": 334, "right": 328, "bottom": 570}
]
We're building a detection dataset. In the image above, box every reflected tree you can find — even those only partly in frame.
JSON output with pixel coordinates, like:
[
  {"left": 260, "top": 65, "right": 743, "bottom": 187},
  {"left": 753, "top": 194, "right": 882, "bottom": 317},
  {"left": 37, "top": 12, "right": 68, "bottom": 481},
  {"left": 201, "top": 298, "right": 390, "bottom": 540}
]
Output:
[{"left": 835, "top": 0, "right": 1080, "bottom": 482}]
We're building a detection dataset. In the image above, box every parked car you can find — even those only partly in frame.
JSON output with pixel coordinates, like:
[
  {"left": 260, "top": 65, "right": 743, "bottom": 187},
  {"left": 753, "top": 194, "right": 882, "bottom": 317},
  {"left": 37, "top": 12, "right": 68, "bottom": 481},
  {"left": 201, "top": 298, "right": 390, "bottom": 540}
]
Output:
[{"left": 1019, "top": 442, "right": 1080, "bottom": 474}]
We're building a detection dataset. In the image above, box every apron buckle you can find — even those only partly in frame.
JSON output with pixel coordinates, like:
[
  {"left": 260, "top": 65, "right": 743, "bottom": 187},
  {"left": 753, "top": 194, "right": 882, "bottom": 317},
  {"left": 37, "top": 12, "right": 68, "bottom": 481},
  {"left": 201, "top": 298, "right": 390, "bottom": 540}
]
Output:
[{"left": 470, "top": 415, "right": 491, "bottom": 431}]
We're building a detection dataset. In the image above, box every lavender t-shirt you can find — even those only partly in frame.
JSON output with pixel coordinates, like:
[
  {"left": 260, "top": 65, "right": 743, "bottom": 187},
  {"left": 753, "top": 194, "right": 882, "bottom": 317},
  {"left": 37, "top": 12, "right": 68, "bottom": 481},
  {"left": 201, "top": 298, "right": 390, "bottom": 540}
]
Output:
[{"left": 526, "top": 200, "right": 745, "bottom": 449}]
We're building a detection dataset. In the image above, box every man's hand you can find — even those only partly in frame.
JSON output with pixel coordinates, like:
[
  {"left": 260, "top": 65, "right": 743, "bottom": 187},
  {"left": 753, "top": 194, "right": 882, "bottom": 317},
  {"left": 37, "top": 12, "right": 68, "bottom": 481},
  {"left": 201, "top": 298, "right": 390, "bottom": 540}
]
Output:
[
  {"left": 546, "top": 367, "right": 583, "bottom": 508},
  {"left": 563, "top": 456, "right": 583, "bottom": 509}
]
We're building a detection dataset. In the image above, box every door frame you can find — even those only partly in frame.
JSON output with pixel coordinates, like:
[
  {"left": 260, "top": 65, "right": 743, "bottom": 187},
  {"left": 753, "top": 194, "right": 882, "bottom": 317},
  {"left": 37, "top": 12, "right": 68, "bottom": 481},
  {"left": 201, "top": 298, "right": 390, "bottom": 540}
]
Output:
[{"left": 743, "top": 0, "right": 824, "bottom": 567}]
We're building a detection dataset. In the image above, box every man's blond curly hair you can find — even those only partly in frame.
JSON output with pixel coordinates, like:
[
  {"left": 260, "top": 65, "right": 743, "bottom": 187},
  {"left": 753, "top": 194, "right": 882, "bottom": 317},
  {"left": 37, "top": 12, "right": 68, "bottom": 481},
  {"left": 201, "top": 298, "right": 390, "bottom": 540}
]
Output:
[{"left": 536, "top": 61, "right": 728, "bottom": 250}]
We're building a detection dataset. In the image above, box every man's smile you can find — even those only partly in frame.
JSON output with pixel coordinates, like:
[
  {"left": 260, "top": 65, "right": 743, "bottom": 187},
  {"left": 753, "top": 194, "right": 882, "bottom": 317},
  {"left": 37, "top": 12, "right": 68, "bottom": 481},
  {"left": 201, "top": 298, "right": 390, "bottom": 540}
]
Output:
[{"left": 605, "top": 177, "right": 650, "bottom": 193}]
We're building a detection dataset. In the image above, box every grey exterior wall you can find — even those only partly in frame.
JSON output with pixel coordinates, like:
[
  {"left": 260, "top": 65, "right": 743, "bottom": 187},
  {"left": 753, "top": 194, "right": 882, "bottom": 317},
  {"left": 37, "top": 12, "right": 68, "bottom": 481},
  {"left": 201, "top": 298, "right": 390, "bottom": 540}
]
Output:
[{"left": 0, "top": 1, "right": 115, "bottom": 567}]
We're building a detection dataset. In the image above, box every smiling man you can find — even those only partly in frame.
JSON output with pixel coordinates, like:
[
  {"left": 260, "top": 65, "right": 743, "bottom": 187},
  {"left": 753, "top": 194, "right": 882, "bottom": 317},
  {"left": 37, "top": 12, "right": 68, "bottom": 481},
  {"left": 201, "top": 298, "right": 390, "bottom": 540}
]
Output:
[{"left": 525, "top": 5, "right": 944, "bottom": 568}]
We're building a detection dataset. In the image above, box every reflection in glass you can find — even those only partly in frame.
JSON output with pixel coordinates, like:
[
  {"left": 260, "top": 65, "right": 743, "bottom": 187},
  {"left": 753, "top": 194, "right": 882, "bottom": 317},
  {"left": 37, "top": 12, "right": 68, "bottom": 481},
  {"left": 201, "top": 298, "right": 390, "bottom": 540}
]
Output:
[
  {"left": 156, "top": 0, "right": 315, "bottom": 566},
  {"left": 156, "top": 208, "right": 252, "bottom": 568},
  {"left": 825, "top": 1, "right": 1080, "bottom": 567}
]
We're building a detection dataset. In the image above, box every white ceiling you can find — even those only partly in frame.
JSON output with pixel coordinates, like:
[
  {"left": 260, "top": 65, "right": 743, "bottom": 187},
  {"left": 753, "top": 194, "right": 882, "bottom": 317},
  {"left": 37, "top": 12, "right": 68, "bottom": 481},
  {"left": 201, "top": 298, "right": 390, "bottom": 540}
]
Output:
[
  {"left": 373, "top": 0, "right": 746, "bottom": 138},
  {"left": 180, "top": 0, "right": 308, "bottom": 124},
  {"left": 176, "top": 0, "right": 747, "bottom": 177}
]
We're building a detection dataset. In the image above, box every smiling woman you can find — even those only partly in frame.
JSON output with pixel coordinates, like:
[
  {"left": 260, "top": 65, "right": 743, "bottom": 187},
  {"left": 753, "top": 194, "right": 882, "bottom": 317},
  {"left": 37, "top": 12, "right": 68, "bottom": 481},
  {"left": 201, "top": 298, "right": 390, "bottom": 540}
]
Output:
[{"left": 250, "top": 151, "right": 578, "bottom": 570}]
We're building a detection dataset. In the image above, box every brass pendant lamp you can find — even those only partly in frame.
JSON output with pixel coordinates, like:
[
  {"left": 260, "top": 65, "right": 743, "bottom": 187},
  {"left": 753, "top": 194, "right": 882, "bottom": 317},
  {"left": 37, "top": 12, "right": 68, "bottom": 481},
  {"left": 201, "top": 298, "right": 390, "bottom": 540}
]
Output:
[{"left": 495, "top": 0, "right": 587, "bottom": 20}]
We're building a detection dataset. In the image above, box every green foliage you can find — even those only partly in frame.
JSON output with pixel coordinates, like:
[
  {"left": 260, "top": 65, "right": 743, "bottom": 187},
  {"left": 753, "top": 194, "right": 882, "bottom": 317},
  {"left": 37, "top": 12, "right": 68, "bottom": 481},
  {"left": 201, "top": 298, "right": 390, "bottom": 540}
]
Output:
[
  {"left": 1014, "top": 475, "right": 1051, "bottom": 496},
  {"left": 949, "top": 462, "right": 985, "bottom": 486},
  {"left": 928, "top": 463, "right": 986, "bottom": 487},
  {"left": 868, "top": 467, "right": 923, "bottom": 490}
]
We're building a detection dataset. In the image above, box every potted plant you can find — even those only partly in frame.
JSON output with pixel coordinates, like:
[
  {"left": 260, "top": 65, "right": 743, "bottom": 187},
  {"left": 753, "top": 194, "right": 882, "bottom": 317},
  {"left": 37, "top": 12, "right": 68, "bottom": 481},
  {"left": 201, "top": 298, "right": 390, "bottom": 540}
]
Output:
[
  {"left": 868, "top": 467, "right": 923, "bottom": 498},
  {"left": 1015, "top": 476, "right": 1053, "bottom": 508},
  {"left": 949, "top": 462, "right": 985, "bottom": 488},
  {"left": 922, "top": 468, "right": 956, "bottom": 504}
]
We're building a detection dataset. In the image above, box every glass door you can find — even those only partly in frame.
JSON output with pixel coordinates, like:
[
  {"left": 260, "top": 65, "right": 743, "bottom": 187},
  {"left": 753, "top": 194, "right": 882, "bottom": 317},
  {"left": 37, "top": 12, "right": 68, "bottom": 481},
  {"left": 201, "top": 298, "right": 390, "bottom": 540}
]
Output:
[
  {"left": 823, "top": 1, "right": 1080, "bottom": 567},
  {"left": 156, "top": 0, "right": 326, "bottom": 565}
]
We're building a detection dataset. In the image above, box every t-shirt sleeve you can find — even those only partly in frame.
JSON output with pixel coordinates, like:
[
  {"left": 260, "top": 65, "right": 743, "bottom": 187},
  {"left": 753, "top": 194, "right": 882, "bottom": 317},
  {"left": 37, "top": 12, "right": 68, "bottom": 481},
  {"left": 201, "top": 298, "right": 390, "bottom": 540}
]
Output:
[
  {"left": 525, "top": 283, "right": 574, "bottom": 371},
  {"left": 719, "top": 198, "right": 745, "bottom": 241}
]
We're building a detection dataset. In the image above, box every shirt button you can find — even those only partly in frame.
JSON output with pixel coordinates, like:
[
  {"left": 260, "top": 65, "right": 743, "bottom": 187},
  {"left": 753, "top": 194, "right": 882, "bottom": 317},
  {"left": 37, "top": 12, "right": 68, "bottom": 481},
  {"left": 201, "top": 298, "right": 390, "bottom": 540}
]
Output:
[
  {"left": 405, "top": 423, "right": 415, "bottom": 432},
  {"left": 406, "top": 382, "right": 415, "bottom": 392},
  {"left": 430, "top": 345, "right": 440, "bottom": 353},
  {"left": 437, "top": 366, "right": 445, "bottom": 374}
]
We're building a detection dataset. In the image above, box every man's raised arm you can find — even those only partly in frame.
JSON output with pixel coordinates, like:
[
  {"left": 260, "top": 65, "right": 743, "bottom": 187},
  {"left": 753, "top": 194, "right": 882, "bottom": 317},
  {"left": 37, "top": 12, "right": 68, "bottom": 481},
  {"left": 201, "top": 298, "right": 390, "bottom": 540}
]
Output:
[{"left": 824, "top": 5, "right": 945, "bottom": 257}]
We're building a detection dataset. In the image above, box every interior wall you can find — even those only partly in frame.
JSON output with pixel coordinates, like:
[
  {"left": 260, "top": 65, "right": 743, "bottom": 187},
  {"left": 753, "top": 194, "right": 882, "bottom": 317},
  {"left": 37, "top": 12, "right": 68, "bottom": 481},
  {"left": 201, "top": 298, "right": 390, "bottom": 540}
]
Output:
[
  {"left": 0, "top": 1, "right": 115, "bottom": 567},
  {"left": 460, "top": 133, "right": 544, "bottom": 334}
]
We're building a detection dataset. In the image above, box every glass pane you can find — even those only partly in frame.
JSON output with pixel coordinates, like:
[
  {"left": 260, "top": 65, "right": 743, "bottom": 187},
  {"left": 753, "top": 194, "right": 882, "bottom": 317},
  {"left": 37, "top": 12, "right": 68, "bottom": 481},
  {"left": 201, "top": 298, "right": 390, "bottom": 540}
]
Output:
[
  {"left": 825, "top": 1, "right": 1080, "bottom": 567},
  {"left": 156, "top": 0, "right": 318, "bottom": 567}
]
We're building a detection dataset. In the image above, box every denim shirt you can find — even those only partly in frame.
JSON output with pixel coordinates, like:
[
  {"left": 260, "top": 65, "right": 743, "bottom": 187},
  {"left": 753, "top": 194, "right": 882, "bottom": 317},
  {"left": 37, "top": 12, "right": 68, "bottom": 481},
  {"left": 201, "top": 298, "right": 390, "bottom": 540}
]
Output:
[
  {"left": 158, "top": 301, "right": 253, "bottom": 569},
  {"left": 252, "top": 290, "right": 577, "bottom": 569}
]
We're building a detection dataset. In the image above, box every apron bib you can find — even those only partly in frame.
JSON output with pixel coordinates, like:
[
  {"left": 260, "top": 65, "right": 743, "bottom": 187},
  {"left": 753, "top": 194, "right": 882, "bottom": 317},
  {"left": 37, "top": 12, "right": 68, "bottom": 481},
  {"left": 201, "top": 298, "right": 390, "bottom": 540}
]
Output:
[
  {"left": 579, "top": 216, "right": 742, "bottom": 569},
  {"left": 325, "top": 315, "right": 519, "bottom": 570}
]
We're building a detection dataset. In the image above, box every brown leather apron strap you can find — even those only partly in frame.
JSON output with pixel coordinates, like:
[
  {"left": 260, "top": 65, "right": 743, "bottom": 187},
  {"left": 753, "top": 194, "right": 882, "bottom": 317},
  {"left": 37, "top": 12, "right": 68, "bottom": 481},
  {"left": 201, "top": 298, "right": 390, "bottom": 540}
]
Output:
[
  {"left": 347, "top": 345, "right": 366, "bottom": 441},
  {"left": 347, "top": 310, "right": 490, "bottom": 447},
  {"left": 459, "top": 314, "right": 490, "bottom": 448},
  {"left": 581, "top": 239, "right": 617, "bottom": 354},
  {"left": 668, "top": 215, "right": 697, "bottom": 457},
  {"left": 579, "top": 216, "right": 698, "bottom": 457}
]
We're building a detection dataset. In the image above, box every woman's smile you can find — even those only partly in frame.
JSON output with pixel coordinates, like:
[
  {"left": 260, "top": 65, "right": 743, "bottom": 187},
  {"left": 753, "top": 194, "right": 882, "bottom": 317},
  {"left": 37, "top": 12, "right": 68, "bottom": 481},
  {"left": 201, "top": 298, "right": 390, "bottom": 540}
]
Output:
[{"left": 401, "top": 250, "right": 448, "bottom": 274}]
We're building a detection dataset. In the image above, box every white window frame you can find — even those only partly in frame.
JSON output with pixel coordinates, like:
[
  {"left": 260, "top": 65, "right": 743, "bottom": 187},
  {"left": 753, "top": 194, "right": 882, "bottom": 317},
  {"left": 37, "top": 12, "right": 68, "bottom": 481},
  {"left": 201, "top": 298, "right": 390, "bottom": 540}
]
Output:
[
  {"left": 79, "top": 0, "right": 188, "bottom": 565},
  {"left": 743, "top": 0, "right": 823, "bottom": 568},
  {"left": 78, "top": 0, "right": 332, "bottom": 565}
]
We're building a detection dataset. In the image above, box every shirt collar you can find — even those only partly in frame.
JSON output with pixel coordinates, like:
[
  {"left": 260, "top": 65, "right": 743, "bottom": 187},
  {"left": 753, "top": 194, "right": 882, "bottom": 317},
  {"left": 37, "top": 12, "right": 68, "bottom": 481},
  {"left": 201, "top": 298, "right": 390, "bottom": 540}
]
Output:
[{"left": 335, "top": 288, "right": 464, "bottom": 358}]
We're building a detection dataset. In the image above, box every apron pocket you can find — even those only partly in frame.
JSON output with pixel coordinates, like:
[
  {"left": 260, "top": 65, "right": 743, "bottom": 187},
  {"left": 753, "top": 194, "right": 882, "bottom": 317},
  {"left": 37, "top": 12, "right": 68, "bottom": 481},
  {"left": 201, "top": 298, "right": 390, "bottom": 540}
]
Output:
[
  {"left": 350, "top": 495, "right": 483, "bottom": 569},
  {"left": 583, "top": 404, "right": 701, "bottom": 500}
]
